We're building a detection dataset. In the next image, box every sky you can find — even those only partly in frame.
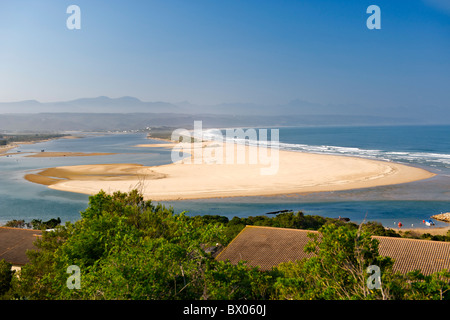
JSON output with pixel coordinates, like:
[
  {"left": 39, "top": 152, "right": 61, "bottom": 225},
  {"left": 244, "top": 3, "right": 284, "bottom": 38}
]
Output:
[{"left": 0, "top": 0, "right": 449, "bottom": 112}]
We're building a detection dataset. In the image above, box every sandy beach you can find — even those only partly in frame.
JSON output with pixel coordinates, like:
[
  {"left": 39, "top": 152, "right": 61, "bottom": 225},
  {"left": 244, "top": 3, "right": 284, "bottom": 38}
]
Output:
[
  {"left": 25, "top": 141, "right": 436, "bottom": 201},
  {"left": 0, "top": 142, "right": 27, "bottom": 155},
  {"left": 1, "top": 150, "right": 115, "bottom": 158},
  {"left": 397, "top": 226, "right": 450, "bottom": 236},
  {"left": 0, "top": 135, "right": 84, "bottom": 157},
  {"left": 0, "top": 145, "right": 17, "bottom": 155}
]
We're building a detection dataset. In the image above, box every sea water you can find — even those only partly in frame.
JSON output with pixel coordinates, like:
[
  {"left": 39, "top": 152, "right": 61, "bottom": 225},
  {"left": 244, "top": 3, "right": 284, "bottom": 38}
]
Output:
[
  {"left": 1, "top": 126, "right": 450, "bottom": 228},
  {"left": 165, "top": 125, "right": 450, "bottom": 228}
]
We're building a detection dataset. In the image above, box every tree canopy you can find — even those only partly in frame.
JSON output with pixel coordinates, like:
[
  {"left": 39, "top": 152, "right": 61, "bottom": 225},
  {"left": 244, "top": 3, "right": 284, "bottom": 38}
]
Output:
[{"left": 2, "top": 190, "right": 449, "bottom": 300}]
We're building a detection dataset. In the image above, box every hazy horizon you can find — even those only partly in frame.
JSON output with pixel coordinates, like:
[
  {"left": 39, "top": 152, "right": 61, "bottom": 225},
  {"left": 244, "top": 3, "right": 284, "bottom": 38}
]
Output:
[{"left": 0, "top": 0, "right": 449, "bottom": 120}]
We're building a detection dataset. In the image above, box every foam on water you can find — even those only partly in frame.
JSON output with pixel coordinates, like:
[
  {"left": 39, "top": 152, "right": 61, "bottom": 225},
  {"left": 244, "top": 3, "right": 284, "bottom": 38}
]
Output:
[
  {"left": 202, "top": 128, "right": 450, "bottom": 169},
  {"left": 2, "top": 127, "right": 450, "bottom": 227}
]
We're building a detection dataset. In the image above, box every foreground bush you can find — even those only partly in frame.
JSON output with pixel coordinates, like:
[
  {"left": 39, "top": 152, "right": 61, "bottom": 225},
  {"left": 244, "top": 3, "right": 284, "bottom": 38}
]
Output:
[{"left": 6, "top": 190, "right": 450, "bottom": 300}]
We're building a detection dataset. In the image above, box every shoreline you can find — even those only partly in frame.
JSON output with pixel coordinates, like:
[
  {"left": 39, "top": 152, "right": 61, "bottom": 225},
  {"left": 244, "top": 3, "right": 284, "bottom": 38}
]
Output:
[
  {"left": 0, "top": 145, "right": 18, "bottom": 155},
  {"left": 0, "top": 134, "right": 79, "bottom": 156},
  {"left": 397, "top": 226, "right": 450, "bottom": 236},
  {"left": 1, "top": 134, "right": 115, "bottom": 158},
  {"left": 25, "top": 141, "right": 436, "bottom": 202},
  {"left": 24, "top": 151, "right": 116, "bottom": 158}
]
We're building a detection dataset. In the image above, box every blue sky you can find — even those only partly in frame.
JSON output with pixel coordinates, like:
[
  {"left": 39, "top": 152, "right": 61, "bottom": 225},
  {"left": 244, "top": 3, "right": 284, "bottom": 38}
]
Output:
[{"left": 0, "top": 0, "right": 449, "bottom": 111}]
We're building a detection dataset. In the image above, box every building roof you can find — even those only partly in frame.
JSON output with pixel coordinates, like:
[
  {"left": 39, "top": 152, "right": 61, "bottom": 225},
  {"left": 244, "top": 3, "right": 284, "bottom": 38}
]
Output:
[
  {"left": 217, "top": 226, "right": 317, "bottom": 271},
  {"left": 216, "top": 225, "right": 450, "bottom": 275},
  {"left": 375, "top": 235, "right": 450, "bottom": 275},
  {"left": 0, "top": 227, "right": 42, "bottom": 266}
]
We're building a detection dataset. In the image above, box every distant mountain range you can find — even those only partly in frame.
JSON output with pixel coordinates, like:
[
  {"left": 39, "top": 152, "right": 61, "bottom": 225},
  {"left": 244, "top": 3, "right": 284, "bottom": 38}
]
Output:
[
  {"left": 0, "top": 96, "right": 448, "bottom": 132},
  {"left": 0, "top": 96, "right": 181, "bottom": 114}
]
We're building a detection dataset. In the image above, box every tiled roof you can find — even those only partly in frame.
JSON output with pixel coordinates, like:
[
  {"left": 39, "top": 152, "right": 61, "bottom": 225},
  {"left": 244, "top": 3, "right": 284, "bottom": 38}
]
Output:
[
  {"left": 374, "top": 235, "right": 450, "bottom": 275},
  {"left": 216, "top": 226, "right": 450, "bottom": 275},
  {"left": 0, "top": 227, "right": 42, "bottom": 266},
  {"left": 216, "top": 226, "right": 318, "bottom": 271}
]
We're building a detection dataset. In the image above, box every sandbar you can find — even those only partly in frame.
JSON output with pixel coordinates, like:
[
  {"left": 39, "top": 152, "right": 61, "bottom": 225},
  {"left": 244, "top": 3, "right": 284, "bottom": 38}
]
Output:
[
  {"left": 25, "top": 163, "right": 166, "bottom": 187},
  {"left": 25, "top": 142, "right": 436, "bottom": 201},
  {"left": 25, "top": 152, "right": 116, "bottom": 158},
  {"left": 0, "top": 144, "right": 20, "bottom": 155}
]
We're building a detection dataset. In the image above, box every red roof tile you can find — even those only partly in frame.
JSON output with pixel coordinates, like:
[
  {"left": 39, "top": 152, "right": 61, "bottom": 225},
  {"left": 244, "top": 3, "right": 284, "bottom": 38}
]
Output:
[
  {"left": 216, "top": 226, "right": 450, "bottom": 275},
  {"left": 0, "top": 227, "right": 42, "bottom": 266}
]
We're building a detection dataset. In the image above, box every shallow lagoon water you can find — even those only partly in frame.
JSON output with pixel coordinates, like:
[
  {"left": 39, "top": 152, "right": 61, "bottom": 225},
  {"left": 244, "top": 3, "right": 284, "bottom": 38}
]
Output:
[
  {"left": 1, "top": 126, "right": 450, "bottom": 229},
  {"left": 0, "top": 133, "right": 173, "bottom": 224}
]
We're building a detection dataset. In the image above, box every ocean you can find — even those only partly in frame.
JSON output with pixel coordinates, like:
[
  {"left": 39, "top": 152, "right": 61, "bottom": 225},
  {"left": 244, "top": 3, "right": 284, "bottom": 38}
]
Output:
[{"left": 1, "top": 125, "right": 450, "bottom": 229}]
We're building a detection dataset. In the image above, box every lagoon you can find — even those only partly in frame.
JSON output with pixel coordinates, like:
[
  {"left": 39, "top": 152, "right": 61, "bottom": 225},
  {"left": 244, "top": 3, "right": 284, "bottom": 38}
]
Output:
[{"left": 1, "top": 126, "right": 450, "bottom": 229}]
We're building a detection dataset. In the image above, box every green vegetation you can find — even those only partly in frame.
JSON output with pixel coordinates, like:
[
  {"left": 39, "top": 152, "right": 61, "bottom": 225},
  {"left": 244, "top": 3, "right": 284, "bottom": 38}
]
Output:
[
  {"left": 0, "top": 260, "right": 14, "bottom": 299},
  {"left": 1, "top": 190, "right": 449, "bottom": 300},
  {"left": 146, "top": 126, "right": 179, "bottom": 141},
  {"left": 192, "top": 212, "right": 352, "bottom": 244},
  {"left": 272, "top": 223, "right": 450, "bottom": 300},
  {"left": 192, "top": 214, "right": 450, "bottom": 243},
  {"left": 0, "top": 133, "right": 68, "bottom": 146},
  {"left": 4, "top": 218, "right": 61, "bottom": 230}
]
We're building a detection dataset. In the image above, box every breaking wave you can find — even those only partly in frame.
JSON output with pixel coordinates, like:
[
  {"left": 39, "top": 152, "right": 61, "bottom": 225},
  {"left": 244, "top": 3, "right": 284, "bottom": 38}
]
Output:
[{"left": 202, "top": 128, "right": 450, "bottom": 169}]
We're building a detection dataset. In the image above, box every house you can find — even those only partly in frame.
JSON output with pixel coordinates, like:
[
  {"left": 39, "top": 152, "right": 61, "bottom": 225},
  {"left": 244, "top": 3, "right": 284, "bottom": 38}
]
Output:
[
  {"left": 216, "top": 225, "right": 450, "bottom": 275},
  {"left": 0, "top": 227, "right": 42, "bottom": 271}
]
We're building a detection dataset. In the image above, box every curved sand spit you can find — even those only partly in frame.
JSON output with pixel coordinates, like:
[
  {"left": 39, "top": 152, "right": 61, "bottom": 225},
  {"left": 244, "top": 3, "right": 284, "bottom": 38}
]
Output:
[{"left": 25, "top": 142, "right": 435, "bottom": 201}]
